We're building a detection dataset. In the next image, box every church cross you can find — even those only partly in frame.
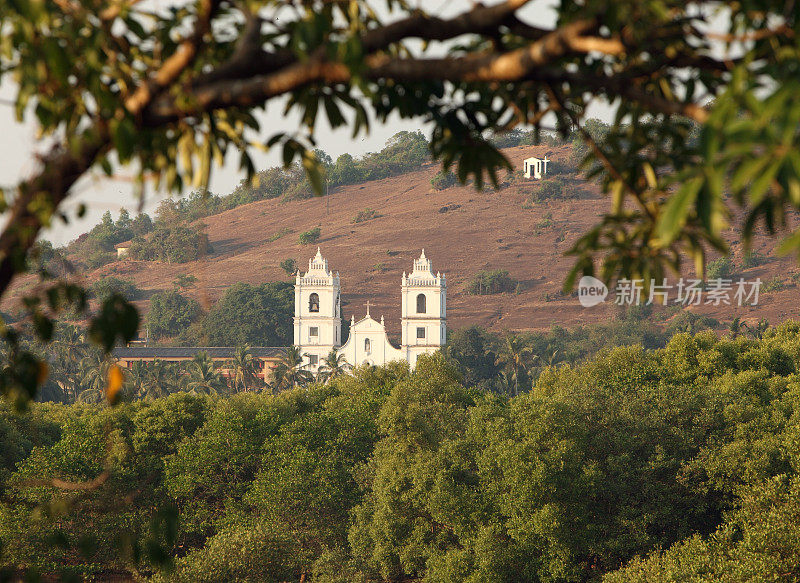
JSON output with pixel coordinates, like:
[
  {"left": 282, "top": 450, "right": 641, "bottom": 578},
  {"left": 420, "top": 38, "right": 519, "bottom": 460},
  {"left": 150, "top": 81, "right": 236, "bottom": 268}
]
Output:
[{"left": 364, "top": 300, "right": 374, "bottom": 316}]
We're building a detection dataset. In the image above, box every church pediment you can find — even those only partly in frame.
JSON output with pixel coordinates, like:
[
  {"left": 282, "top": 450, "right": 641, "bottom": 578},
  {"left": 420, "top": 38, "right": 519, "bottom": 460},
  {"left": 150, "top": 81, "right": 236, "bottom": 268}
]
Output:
[{"left": 351, "top": 315, "right": 386, "bottom": 331}]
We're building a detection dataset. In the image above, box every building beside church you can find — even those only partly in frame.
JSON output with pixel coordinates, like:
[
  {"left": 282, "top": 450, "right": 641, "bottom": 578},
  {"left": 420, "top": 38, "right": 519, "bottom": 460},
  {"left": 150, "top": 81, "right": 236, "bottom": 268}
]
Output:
[{"left": 294, "top": 248, "right": 446, "bottom": 371}]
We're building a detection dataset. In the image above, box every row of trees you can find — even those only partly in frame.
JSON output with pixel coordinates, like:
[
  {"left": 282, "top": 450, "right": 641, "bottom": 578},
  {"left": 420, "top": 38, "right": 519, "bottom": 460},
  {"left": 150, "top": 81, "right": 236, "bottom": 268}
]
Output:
[
  {"left": 6, "top": 320, "right": 352, "bottom": 404},
  {"left": 5, "top": 324, "right": 800, "bottom": 581},
  {"left": 19, "top": 309, "right": 734, "bottom": 406}
]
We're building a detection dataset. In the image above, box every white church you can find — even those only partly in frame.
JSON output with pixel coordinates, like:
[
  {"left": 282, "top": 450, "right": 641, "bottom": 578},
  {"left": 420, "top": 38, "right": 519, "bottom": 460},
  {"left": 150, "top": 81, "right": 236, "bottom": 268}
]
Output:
[{"left": 294, "top": 248, "right": 446, "bottom": 371}]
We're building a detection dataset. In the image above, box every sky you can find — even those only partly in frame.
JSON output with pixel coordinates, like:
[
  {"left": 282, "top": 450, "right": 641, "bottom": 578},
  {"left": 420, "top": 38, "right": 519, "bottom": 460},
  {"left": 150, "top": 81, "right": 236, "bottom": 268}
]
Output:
[{"left": 0, "top": 0, "right": 608, "bottom": 246}]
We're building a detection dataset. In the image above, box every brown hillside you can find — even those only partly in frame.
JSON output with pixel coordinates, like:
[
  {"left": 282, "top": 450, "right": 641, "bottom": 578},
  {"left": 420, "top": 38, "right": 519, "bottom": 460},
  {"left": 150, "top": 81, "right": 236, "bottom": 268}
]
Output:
[{"left": 9, "top": 144, "right": 800, "bottom": 335}]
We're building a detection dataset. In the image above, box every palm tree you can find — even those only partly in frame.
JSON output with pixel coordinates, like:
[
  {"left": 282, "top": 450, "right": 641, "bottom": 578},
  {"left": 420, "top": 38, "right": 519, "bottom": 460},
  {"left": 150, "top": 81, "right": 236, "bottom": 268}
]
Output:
[
  {"left": 126, "top": 360, "right": 149, "bottom": 398},
  {"left": 229, "top": 345, "right": 262, "bottom": 392},
  {"left": 317, "top": 349, "right": 351, "bottom": 383},
  {"left": 273, "top": 346, "right": 313, "bottom": 391},
  {"left": 747, "top": 318, "right": 770, "bottom": 340},
  {"left": 50, "top": 324, "right": 88, "bottom": 402},
  {"left": 78, "top": 351, "right": 111, "bottom": 403},
  {"left": 141, "top": 359, "right": 173, "bottom": 399},
  {"left": 496, "top": 334, "right": 532, "bottom": 397},
  {"left": 182, "top": 352, "right": 226, "bottom": 395},
  {"left": 728, "top": 316, "right": 746, "bottom": 339}
]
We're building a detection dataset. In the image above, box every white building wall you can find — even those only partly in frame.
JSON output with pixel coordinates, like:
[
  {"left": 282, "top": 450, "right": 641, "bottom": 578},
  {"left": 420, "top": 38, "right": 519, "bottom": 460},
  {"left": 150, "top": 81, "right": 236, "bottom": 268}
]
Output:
[{"left": 294, "top": 248, "right": 341, "bottom": 371}]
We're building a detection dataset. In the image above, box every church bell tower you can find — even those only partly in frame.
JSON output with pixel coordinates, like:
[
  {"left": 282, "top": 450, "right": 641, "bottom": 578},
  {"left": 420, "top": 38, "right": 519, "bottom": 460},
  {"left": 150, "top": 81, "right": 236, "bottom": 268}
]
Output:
[
  {"left": 294, "top": 248, "right": 341, "bottom": 371},
  {"left": 401, "top": 250, "right": 446, "bottom": 368}
]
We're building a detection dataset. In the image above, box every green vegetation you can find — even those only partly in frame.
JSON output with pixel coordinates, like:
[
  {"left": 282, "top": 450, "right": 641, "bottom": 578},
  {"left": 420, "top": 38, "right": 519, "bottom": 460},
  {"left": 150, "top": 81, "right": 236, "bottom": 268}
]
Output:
[
  {"left": 707, "top": 256, "right": 735, "bottom": 280},
  {"left": 146, "top": 290, "right": 202, "bottom": 340},
  {"left": 521, "top": 177, "right": 571, "bottom": 206},
  {"left": 430, "top": 170, "right": 457, "bottom": 190},
  {"left": 129, "top": 223, "right": 212, "bottom": 264},
  {"left": 172, "top": 273, "right": 198, "bottom": 290},
  {"left": 298, "top": 227, "right": 321, "bottom": 245},
  {"left": 267, "top": 227, "right": 292, "bottom": 242},
  {"left": 279, "top": 258, "right": 297, "bottom": 276},
  {"left": 465, "top": 269, "right": 517, "bottom": 295},
  {"left": 351, "top": 209, "right": 380, "bottom": 223},
  {"left": 203, "top": 282, "right": 293, "bottom": 347},
  {"left": 66, "top": 209, "right": 151, "bottom": 269},
  {"left": 742, "top": 249, "right": 768, "bottom": 269},
  {"left": 90, "top": 277, "right": 139, "bottom": 302},
  {"left": 6, "top": 325, "right": 800, "bottom": 580},
  {"left": 762, "top": 276, "right": 788, "bottom": 293}
]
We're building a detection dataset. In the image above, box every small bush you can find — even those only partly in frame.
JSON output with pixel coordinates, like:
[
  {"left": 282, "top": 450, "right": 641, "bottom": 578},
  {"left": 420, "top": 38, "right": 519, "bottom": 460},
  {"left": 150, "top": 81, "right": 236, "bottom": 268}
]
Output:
[
  {"left": 173, "top": 273, "right": 197, "bottom": 290},
  {"left": 90, "top": 277, "right": 140, "bottom": 301},
  {"left": 267, "top": 227, "right": 291, "bottom": 242},
  {"left": 523, "top": 178, "right": 566, "bottom": 204},
  {"left": 431, "top": 170, "right": 458, "bottom": 191},
  {"left": 279, "top": 258, "right": 297, "bottom": 276},
  {"left": 466, "top": 269, "right": 517, "bottom": 295},
  {"left": 298, "top": 227, "right": 321, "bottom": 245},
  {"left": 742, "top": 249, "right": 768, "bottom": 269},
  {"left": 762, "top": 277, "right": 787, "bottom": 293},
  {"left": 352, "top": 209, "right": 380, "bottom": 223},
  {"left": 547, "top": 159, "right": 577, "bottom": 175},
  {"left": 707, "top": 257, "right": 734, "bottom": 280}
]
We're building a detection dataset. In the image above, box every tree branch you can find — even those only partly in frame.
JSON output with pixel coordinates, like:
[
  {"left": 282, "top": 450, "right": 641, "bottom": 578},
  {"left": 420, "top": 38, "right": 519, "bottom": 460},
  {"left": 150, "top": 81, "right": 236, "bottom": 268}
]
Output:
[
  {"left": 125, "top": 0, "right": 222, "bottom": 115},
  {"left": 144, "top": 19, "right": 609, "bottom": 124},
  {"left": 195, "top": 0, "right": 541, "bottom": 87}
]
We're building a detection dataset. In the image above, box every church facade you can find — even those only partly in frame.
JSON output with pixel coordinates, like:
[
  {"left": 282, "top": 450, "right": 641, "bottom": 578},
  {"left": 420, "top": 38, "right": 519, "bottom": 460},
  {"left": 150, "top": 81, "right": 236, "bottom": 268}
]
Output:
[{"left": 294, "top": 248, "right": 446, "bottom": 371}]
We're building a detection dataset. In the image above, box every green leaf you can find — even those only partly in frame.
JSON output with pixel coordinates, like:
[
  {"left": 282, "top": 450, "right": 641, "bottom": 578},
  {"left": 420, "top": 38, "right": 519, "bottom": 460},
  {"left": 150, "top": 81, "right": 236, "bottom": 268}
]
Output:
[
  {"left": 655, "top": 176, "right": 703, "bottom": 245},
  {"left": 89, "top": 293, "right": 140, "bottom": 352}
]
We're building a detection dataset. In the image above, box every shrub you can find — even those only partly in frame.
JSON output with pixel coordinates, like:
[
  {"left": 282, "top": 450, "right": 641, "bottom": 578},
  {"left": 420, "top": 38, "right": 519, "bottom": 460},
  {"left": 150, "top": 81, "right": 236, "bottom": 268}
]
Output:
[
  {"left": 352, "top": 209, "right": 380, "bottom": 223},
  {"left": 173, "top": 274, "right": 198, "bottom": 290},
  {"left": 90, "top": 277, "right": 140, "bottom": 301},
  {"left": 523, "top": 178, "right": 566, "bottom": 204},
  {"left": 279, "top": 259, "right": 297, "bottom": 276},
  {"left": 431, "top": 170, "right": 457, "bottom": 191},
  {"left": 465, "top": 269, "right": 517, "bottom": 295},
  {"left": 267, "top": 227, "right": 291, "bottom": 242},
  {"left": 707, "top": 257, "right": 734, "bottom": 280},
  {"left": 298, "top": 227, "right": 321, "bottom": 245},
  {"left": 762, "top": 277, "right": 787, "bottom": 293},
  {"left": 742, "top": 249, "right": 768, "bottom": 269}
]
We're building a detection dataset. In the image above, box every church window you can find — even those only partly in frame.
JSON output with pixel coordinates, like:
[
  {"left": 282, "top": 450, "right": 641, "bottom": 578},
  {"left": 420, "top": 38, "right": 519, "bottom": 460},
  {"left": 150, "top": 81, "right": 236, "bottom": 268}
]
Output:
[
  {"left": 417, "top": 327, "right": 426, "bottom": 340},
  {"left": 309, "top": 293, "right": 320, "bottom": 312},
  {"left": 308, "top": 354, "right": 318, "bottom": 365},
  {"left": 416, "top": 293, "right": 426, "bottom": 313},
  {"left": 364, "top": 338, "right": 371, "bottom": 354},
  {"left": 309, "top": 327, "right": 319, "bottom": 343}
]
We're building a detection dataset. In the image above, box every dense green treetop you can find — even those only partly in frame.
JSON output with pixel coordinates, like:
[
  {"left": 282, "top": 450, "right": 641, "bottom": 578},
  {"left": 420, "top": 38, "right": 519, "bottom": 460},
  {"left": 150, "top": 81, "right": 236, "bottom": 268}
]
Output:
[
  {"left": 4, "top": 326, "right": 800, "bottom": 580},
  {"left": 203, "top": 282, "right": 294, "bottom": 347}
]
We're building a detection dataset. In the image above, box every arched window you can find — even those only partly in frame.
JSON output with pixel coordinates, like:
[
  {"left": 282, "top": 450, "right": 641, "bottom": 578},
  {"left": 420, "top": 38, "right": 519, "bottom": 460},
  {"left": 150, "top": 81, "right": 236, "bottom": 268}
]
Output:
[
  {"left": 309, "top": 293, "right": 319, "bottom": 312},
  {"left": 364, "top": 338, "right": 371, "bottom": 354},
  {"left": 416, "top": 293, "right": 426, "bottom": 314}
]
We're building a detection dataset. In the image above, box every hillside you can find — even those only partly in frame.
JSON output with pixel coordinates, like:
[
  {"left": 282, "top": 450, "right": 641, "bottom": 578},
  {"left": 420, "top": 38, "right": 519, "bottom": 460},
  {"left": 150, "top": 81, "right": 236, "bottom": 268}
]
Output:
[{"left": 10, "top": 143, "right": 800, "bottom": 336}]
